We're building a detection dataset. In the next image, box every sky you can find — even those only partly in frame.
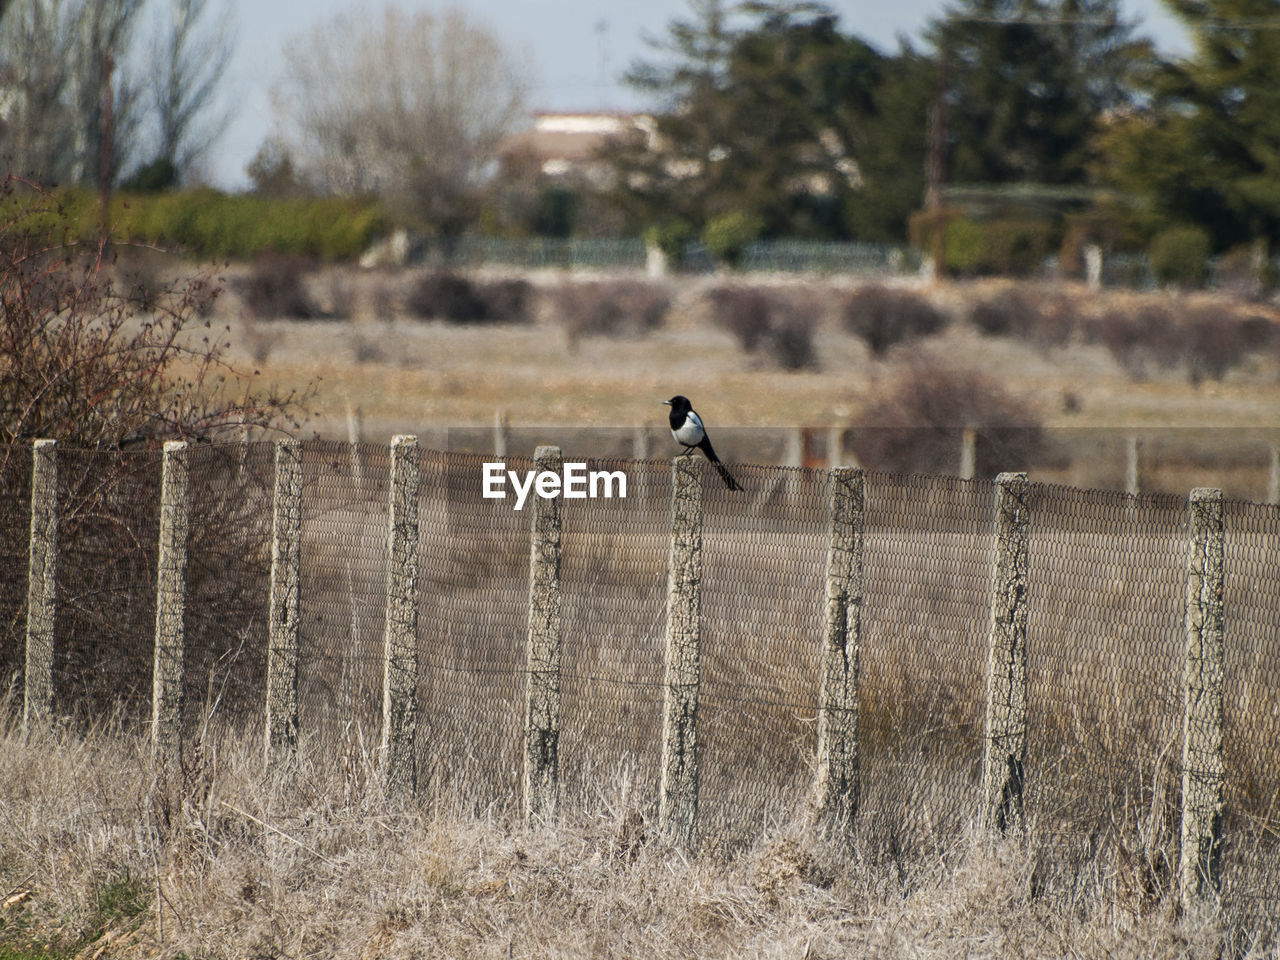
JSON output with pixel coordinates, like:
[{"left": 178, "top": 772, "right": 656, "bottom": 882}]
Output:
[{"left": 210, "top": 0, "right": 1192, "bottom": 190}]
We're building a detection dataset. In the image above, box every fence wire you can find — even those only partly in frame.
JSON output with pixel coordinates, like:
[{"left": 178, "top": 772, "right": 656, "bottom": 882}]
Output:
[{"left": 2, "top": 439, "right": 1279, "bottom": 940}]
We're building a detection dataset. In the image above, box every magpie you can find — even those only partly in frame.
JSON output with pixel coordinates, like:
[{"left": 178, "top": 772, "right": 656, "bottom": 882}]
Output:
[{"left": 664, "top": 395, "right": 742, "bottom": 491}]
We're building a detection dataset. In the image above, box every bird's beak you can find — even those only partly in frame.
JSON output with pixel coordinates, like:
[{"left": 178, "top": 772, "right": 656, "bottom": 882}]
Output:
[{"left": 662, "top": 400, "right": 671, "bottom": 406}]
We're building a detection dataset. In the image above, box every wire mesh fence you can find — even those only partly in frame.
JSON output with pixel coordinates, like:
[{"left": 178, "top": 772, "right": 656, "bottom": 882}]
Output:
[{"left": 2, "top": 437, "right": 1279, "bottom": 944}]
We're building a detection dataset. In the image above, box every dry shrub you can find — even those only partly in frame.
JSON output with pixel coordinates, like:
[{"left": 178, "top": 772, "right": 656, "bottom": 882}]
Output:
[
  {"left": 236, "top": 251, "right": 322, "bottom": 319},
  {"left": 707, "top": 286, "right": 819, "bottom": 370},
  {"left": 405, "top": 270, "right": 488, "bottom": 321},
  {"left": 841, "top": 285, "right": 948, "bottom": 357},
  {"left": 968, "top": 287, "right": 1076, "bottom": 349},
  {"left": 0, "top": 178, "right": 306, "bottom": 703},
  {"left": 849, "top": 361, "right": 1045, "bottom": 475},
  {"left": 480, "top": 277, "right": 534, "bottom": 325},
  {"left": 769, "top": 316, "right": 817, "bottom": 371},
  {"left": 708, "top": 286, "right": 775, "bottom": 352},
  {"left": 1084, "top": 304, "right": 1274, "bottom": 384},
  {"left": 369, "top": 279, "right": 395, "bottom": 320},
  {"left": 406, "top": 271, "right": 532, "bottom": 324},
  {"left": 551, "top": 279, "right": 670, "bottom": 342}
]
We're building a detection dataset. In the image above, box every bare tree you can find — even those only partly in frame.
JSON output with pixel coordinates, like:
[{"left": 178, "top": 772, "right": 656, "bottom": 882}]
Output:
[
  {"left": 68, "top": 0, "right": 144, "bottom": 185},
  {"left": 144, "top": 0, "right": 233, "bottom": 184},
  {"left": 0, "top": 0, "right": 82, "bottom": 180},
  {"left": 272, "top": 4, "right": 529, "bottom": 232},
  {"left": 0, "top": 0, "right": 143, "bottom": 184}
]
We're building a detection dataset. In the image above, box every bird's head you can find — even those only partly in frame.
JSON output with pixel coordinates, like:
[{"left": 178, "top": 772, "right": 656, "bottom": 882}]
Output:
[{"left": 664, "top": 395, "right": 691, "bottom": 413}]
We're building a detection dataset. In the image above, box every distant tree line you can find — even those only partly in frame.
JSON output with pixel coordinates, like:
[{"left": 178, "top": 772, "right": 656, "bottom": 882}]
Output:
[
  {"left": 0, "top": 0, "right": 231, "bottom": 189},
  {"left": 599, "top": 0, "right": 1280, "bottom": 264},
  {"left": 2, "top": 0, "right": 1277, "bottom": 266}
]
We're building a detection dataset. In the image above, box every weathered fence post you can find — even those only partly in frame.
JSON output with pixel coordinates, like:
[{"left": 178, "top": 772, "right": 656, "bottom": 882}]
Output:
[
  {"left": 959, "top": 428, "right": 977, "bottom": 480},
  {"left": 661, "top": 452, "right": 703, "bottom": 847},
  {"left": 381, "top": 435, "right": 420, "bottom": 795},
  {"left": 152, "top": 440, "right": 190, "bottom": 761},
  {"left": 1180, "top": 487, "right": 1225, "bottom": 912},
  {"left": 1268, "top": 445, "right": 1279, "bottom": 504},
  {"left": 265, "top": 438, "right": 302, "bottom": 767},
  {"left": 980, "top": 471, "right": 1029, "bottom": 832},
  {"left": 24, "top": 439, "right": 57, "bottom": 728},
  {"left": 815, "top": 467, "right": 865, "bottom": 829},
  {"left": 1126, "top": 435, "right": 1142, "bottom": 498},
  {"left": 524, "top": 445, "right": 563, "bottom": 824}
]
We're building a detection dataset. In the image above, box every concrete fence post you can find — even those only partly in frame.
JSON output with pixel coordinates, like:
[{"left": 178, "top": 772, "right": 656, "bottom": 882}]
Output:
[
  {"left": 1268, "top": 445, "right": 1279, "bottom": 504},
  {"left": 265, "top": 438, "right": 303, "bottom": 767},
  {"left": 24, "top": 439, "right": 57, "bottom": 728},
  {"left": 381, "top": 435, "right": 420, "bottom": 795},
  {"left": 661, "top": 452, "right": 703, "bottom": 847},
  {"left": 493, "top": 409, "right": 509, "bottom": 459},
  {"left": 815, "top": 467, "right": 865, "bottom": 829},
  {"left": 524, "top": 445, "right": 563, "bottom": 824},
  {"left": 980, "top": 471, "right": 1030, "bottom": 832},
  {"left": 1180, "top": 487, "right": 1225, "bottom": 912},
  {"left": 1126, "top": 435, "right": 1141, "bottom": 498},
  {"left": 959, "top": 428, "right": 977, "bottom": 480},
  {"left": 152, "top": 440, "right": 190, "bottom": 761}
]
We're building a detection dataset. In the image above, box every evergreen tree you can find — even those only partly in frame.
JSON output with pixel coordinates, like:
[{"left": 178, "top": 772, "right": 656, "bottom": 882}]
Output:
[
  {"left": 1099, "top": 0, "right": 1280, "bottom": 250},
  {"left": 928, "top": 0, "right": 1145, "bottom": 185},
  {"left": 606, "top": 0, "right": 926, "bottom": 241}
]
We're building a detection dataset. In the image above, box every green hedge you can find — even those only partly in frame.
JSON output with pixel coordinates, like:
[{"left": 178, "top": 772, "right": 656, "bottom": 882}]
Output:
[
  {"left": 944, "top": 217, "right": 1058, "bottom": 277},
  {"left": 1148, "top": 225, "right": 1211, "bottom": 288},
  {"left": 7, "top": 188, "right": 387, "bottom": 260}
]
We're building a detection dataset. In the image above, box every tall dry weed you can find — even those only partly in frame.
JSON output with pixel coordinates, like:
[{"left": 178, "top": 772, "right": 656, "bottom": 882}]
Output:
[{"left": 0, "top": 713, "right": 1254, "bottom": 959}]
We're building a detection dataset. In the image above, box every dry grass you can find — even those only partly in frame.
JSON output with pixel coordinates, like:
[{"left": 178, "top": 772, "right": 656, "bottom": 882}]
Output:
[{"left": 0, "top": 713, "right": 1249, "bottom": 960}]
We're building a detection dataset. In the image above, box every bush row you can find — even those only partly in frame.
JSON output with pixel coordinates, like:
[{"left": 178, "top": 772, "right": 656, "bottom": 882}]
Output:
[
  {"left": 232, "top": 255, "right": 1280, "bottom": 386},
  {"left": 5, "top": 187, "right": 387, "bottom": 260}
]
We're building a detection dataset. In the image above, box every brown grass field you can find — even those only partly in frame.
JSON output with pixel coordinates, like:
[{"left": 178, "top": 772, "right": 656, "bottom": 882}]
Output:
[
  {"left": 215, "top": 267, "right": 1280, "bottom": 498},
  {"left": 0, "top": 714, "right": 1240, "bottom": 960}
]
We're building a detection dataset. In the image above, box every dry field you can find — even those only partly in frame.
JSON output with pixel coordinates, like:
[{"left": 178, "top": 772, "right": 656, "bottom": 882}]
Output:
[
  {"left": 0, "top": 714, "right": 1244, "bottom": 960},
  {"left": 213, "top": 267, "right": 1280, "bottom": 454}
]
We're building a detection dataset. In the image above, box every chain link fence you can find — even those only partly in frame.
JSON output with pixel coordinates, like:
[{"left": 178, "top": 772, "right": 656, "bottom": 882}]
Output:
[{"left": 2, "top": 438, "right": 1278, "bottom": 945}]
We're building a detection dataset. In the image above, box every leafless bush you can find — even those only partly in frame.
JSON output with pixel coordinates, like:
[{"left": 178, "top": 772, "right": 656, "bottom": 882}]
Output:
[
  {"left": 0, "top": 180, "right": 305, "bottom": 454},
  {"left": 768, "top": 316, "right": 817, "bottom": 371},
  {"left": 406, "top": 271, "right": 532, "bottom": 324},
  {"left": 968, "top": 288, "right": 1075, "bottom": 350},
  {"left": 479, "top": 277, "right": 533, "bottom": 325},
  {"left": 235, "top": 252, "right": 322, "bottom": 320},
  {"left": 841, "top": 286, "right": 948, "bottom": 357},
  {"left": 0, "top": 177, "right": 306, "bottom": 701},
  {"left": 706, "top": 286, "right": 820, "bottom": 370},
  {"left": 1085, "top": 304, "right": 1272, "bottom": 384},
  {"left": 406, "top": 270, "right": 487, "bottom": 321},
  {"left": 708, "top": 286, "right": 775, "bottom": 352},
  {"left": 848, "top": 361, "right": 1045, "bottom": 475},
  {"left": 550, "top": 280, "right": 670, "bottom": 342}
]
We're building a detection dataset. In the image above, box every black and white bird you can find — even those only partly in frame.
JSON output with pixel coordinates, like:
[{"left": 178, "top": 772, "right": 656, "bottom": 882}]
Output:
[{"left": 664, "top": 395, "right": 742, "bottom": 491}]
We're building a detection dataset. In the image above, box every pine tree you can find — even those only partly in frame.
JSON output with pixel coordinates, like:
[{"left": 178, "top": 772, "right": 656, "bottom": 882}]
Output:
[
  {"left": 605, "top": 0, "right": 919, "bottom": 240},
  {"left": 928, "top": 0, "right": 1145, "bottom": 186},
  {"left": 1101, "top": 0, "right": 1280, "bottom": 249}
]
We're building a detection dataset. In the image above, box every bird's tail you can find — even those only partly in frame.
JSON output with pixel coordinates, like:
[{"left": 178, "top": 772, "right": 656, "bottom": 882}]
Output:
[{"left": 714, "top": 461, "right": 743, "bottom": 491}]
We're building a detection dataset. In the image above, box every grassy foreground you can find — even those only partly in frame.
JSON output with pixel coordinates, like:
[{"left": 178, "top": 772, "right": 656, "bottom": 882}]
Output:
[{"left": 0, "top": 714, "right": 1242, "bottom": 960}]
